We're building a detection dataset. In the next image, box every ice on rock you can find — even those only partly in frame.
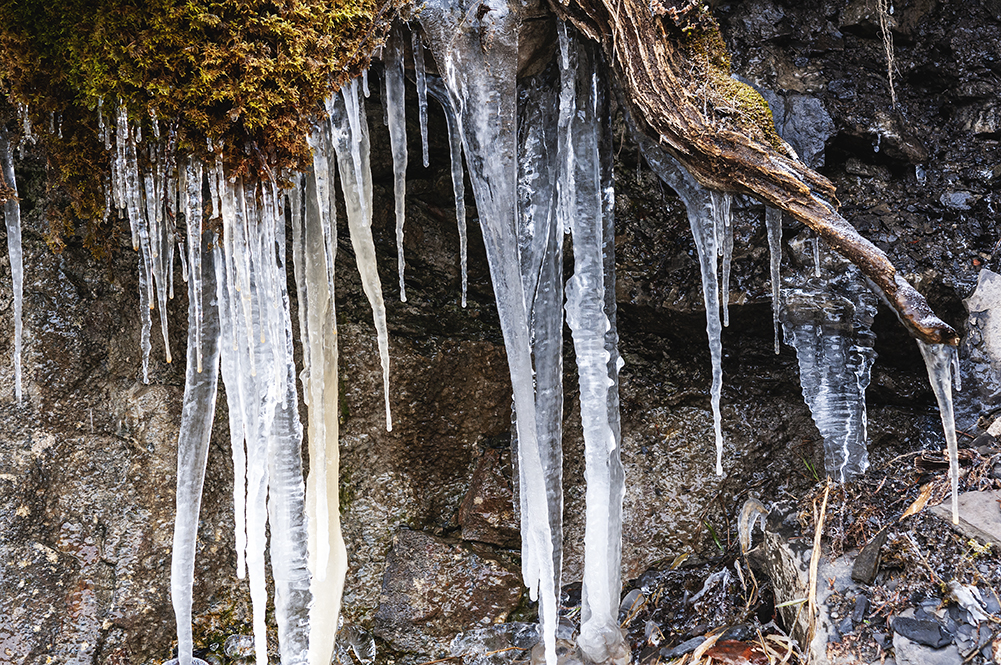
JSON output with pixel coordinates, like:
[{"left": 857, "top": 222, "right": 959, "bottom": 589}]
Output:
[
  {"left": 384, "top": 26, "right": 409, "bottom": 302},
  {"left": 328, "top": 80, "right": 393, "bottom": 432},
  {"left": 171, "top": 232, "right": 222, "bottom": 665},
  {"left": 0, "top": 127, "right": 24, "bottom": 403},
  {"left": 917, "top": 340, "right": 961, "bottom": 524},
  {"left": 557, "top": 26, "right": 628, "bottom": 665},
  {"left": 418, "top": 3, "right": 559, "bottom": 664},
  {"left": 780, "top": 270, "right": 876, "bottom": 483},
  {"left": 426, "top": 77, "right": 469, "bottom": 307},
  {"left": 712, "top": 191, "right": 733, "bottom": 327},
  {"left": 638, "top": 139, "right": 726, "bottom": 476}
]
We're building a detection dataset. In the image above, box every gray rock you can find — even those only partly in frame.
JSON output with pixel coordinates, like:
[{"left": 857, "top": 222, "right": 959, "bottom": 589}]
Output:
[
  {"left": 373, "top": 529, "right": 523, "bottom": 655},
  {"left": 940, "top": 191, "right": 976, "bottom": 210},
  {"left": 929, "top": 490, "right": 1001, "bottom": 546},
  {"left": 892, "top": 633, "right": 962, "bottom": 665},
  {"left": 891, "top": 617, "right": 953, "bottom": 648}
]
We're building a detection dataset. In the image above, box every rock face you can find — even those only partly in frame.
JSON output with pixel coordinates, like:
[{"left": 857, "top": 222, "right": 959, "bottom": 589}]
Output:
[{"left": 1, "top": 0, "right": 1000, "bottom": 663}]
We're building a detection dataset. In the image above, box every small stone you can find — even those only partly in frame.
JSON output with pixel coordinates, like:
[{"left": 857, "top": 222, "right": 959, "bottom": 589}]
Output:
[
  {"left": 940, "top": 191, "right": 975, "bottom": 210},
  {"left": 852, "top": 527, "right": 890, "bottom": 584},
  {"left": 852, "top": 594, "right": 870, "bottom": 623},
  {"left": 838, "top": 616, "right": 854, "bottom": 635},
  {"left": 223, "top": 635, "right": 255, "bottom": 659},
  {"left": 892, "top": 633, "right": 962, "bottom": 665},
  {"left": 892, "top": 617, "right": 953, "bottom": 648},
  {"left": 661, "top": 636, "right": 706, "bottom": 659}
]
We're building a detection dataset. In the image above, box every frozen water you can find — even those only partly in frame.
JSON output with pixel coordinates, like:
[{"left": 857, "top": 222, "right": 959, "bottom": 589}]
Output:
[
  {"left": 765, "top": 207, "right": 783, "bottom": 355},
  {"left": 0, "top": 127, "right": 24, "bottom": 403},
  {"left": 170, "top": 234, "right": 221, "bottom": 665},
  {"left": 413, "top": 31, "right": 430, "bottom": 168},
  {"left": 781, "top": 279, "right": 876, "bottom": 483},
  {"left": 385, "top": 27, "right": 409, "bottom": 302},
  {"left": 328, "top": 81, "right": 393, "bottom": 432},
  {"left": 419, "top": 3, "right": 559, "bottom": 663},
  {"left": 917, "top": 340, "right": 961, "bottom": 524},
  {"left": 638, "top": 139, "right": 726, "bottom": 476},
  {"left": 557, "top": 27, "right": 628, "bottom": 665}
]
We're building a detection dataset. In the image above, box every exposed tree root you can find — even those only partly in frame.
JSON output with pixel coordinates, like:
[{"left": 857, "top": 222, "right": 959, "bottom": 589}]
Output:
[{"left": 550, "top": 0, "right": 959, "bottom": 345}]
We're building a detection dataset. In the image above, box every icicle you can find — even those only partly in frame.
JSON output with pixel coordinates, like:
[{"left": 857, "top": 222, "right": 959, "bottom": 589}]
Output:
[
  {"left": 781, "top": 284, "right": 875, "bottom": 482},
  {"left": 362, "top": 68, "right": 371, "bottom": 98},
  {"left": 170, "top": 232, "right": 221, "bottom": 665},
  {"left": 139, "top": 253, "right": 153, "bottom": 384},
  {"left": 413, "top": 30, "right": 430, "bottom": 168},
  {"left": 427, "top": 79, "right": 468, "bottom": 307},
  {"left": 813, "top": 234, "right": 822, "bottom": 277},
  {"left": 713, "top": 192, "right": 733, "bottom": 327},
  {"left": 295, "top": 166, "right": 349, "bottom": 665},
  {"left": 186, "top": 158, "right": 205, "bottom": 372},
  {"left": 917, "top": 341, "right": 961, "bottom": 524},
  {"left": 0, "top": 127, "right": 23, "bottom": 404},
  {"left": 638, "top": 138, "right": 725, "bottom": 476},
  {"left": 329, "top": 80, "right": 393, "bottom": 432},
  {"left": 765, "top": 207, "right": 782, "bottom": 355},
  {"left": 384, "top": 27, "right": 409, "bottom": 303},
  {"left": 419, "top": 5, "right": 558, "bottom": 665},
  {"left": 558, "top": 26, "right": 628, "bottom": 665}
]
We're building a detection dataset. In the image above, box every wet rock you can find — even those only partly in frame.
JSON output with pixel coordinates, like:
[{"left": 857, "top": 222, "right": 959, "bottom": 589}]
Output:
[
  {"left": 373, "top": 529, "right": 523, "bottom": 655},
  {"left": 891, "top": 617, "right": 953, "bottom": 648},
  {"left": 852, "top": 526, "right": 890, "bottom": 585},
  {"left": 660, "top": 636, "right": 705, "bottom": 659},
  {"left": 939, "top": 191, "right": 976, "bottom": 211},
  {"left": 458, "top": 448, "right": 520, "bottom": 548},
  {"left": 760, "top": 90, "right": 836, "bottom": 168},
  {"left": 892, "top": 632, "right": 962, "bottom": 665},
  {"left": 963, "top": 270, "right": 1001, "bottom": 409},
  {"left": 450, "top": 622, "right": 541, "bottom": 665},
  {"left": 929, "top": 490, "right": 1001, "bottom": 545}
]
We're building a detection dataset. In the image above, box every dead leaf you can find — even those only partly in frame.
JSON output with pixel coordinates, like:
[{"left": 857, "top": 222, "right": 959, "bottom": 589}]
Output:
[{"left": 900, "top": 483, "right": 933, "bottom": 520}]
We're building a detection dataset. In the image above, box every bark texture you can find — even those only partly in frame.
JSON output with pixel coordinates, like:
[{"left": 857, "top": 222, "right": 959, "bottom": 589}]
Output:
[{"left": 551, "top": 0, "right": 959, "bottom": 345}]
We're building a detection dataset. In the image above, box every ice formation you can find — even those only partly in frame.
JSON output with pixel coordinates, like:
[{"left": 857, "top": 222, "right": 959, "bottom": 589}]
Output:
[
  {"left": 917, "top": 340, "right": 961, "bottom": 523},
  {"left": 1, "top": 10, "right": 968, "bottom": 665},
  {"left": 637, "top": 139, "right": 726, "bottom": 476},
  {"left": 780, "top": 270, "right": 877, "bottom": 482},
  {"left": 765, "top": 207, "right": 783, "bottom": 355},
  {"left": 557, "top": 28, "right": 628, "bottom": 664},
  {"left": 0, "top": 127, "right": 22, "bottom": 403}
]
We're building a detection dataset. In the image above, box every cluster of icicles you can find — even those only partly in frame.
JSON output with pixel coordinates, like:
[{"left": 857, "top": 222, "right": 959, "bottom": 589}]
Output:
[{"left": 0, "top": 7, "right": 966, "bottom": 665}]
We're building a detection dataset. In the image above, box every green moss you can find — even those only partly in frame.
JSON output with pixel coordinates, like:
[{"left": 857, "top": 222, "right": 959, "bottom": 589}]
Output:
[
  {"left": 0, "top": 0, "right": 398, "bottom": 256},
  {"left": 678, "top": 9, "right": 785, "bottom": 153}
]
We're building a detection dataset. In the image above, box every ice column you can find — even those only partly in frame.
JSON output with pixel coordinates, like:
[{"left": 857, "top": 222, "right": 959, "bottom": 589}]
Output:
[
  {"left": 413, "top": 30, "right": 430, "bottom": 168},
  {"left": 517, "top": 62, "right": 563, "bottom": 636},
  {"left": 638, "top": 140, "right": 726, "bottom": 475},
  {"left": 384, "top": 27, "right": 410, "bottom": 302},
  {"left": 170, "top": 232, "right": 221, "bottom": 665},
  {"left": 0, "top": 127, "right": 23, "bottom": 403},
  {"left": 328, "top": 80, "right": 393, "bottom": 432},
  {"left": 558, "top": 27, "right": 628, "bottom": 665},
  {"left": 917, "top": 340, "right": 961, "bottom": 523},
  {"left": 781, "top": 281, "right": 876, "bottom": 483},
  {"left": 418, "top": 3, "right": 559, "bottom": 664}
]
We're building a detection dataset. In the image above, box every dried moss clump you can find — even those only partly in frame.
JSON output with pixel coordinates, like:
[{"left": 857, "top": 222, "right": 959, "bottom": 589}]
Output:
[{"left": 0, "top": 0, "right": 396, "bottom": 255}]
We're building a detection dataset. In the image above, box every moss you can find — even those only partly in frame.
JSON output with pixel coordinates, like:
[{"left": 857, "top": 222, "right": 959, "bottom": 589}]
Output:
[
  {"left": 0, "top": 0, "right": 398, "bottom": 256},
  {"left": 676, "top": 8, "right": 785, "bottom": 153}
]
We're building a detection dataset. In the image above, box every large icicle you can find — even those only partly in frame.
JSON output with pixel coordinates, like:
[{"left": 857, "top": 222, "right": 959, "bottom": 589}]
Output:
[
  {"left": 765, "top": 207, "right": 783, "bottom": 354},
  {"left": 294, "top": 166, "right": 349, "bottom": 665},
  {"left": 917, "top": 341, "right": 961, "bottom": 524},
  {"left": 781, "top": 280, "right": 876, "bottom": 483},
  {"left": 419, "top": 4, "right": 559, "bottom": 665},
  {"left": 638, "top": 141, "right": 726, "bottom": 476},
  {"left": 426, "top": 78, "right": 469, "bottom": 307},
  {"left": 516, "top": 57, "right": 564, "bottom": 655},
  {"left": 328, "top": 80, "right": 393, "bottom": 432},
  {"left": 385, "top": 27, "right": 409, "bottom": 302},
  {"left": 170, "top": 232, "right": 221, "bottom": 665},
  {"left": 558, "top": 26, "right": 628, "bottom": 665},
  {"left": 0, "top": 127, "right": 24, "bottom": 403}
]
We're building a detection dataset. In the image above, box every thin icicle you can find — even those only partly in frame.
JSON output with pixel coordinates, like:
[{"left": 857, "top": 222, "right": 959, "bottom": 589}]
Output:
[
  {"left": 413, "top": 30, "right": 430, "bottom": 168},
  {"left": 384, "top": 27, "right": 409, "bottom": 303},
  {"left": 427, "top": 78, "right": 468, "bottom": 307},
  {"left": 186, "top": 158, "right": 205, "bottom": 372},
  {"left": 765, "top": 207, "right": 782, "bottom": 355},
  {"left": 170, "top": 233, "right": 221, "bottom": 665},
  {"left": 917, "top": 340, "right": 961, "bottom": 524},
  {"left": 558, "top": 26, "right": 628, "bottom": 665},
  {"left": 713, "top": 192, "right": 733, "bottom": 327},
  {"left": 813, "top": 234, "right": 822, "bottom": 277},
  {"left": 638, "top": 139, "right": 725, "bottom": 476},
  {"left": 0, "top": 128, "right": 23, "bottom": 404},
  {"left": 419, "top": 5, "right": 558, "bottom": 665},
  {"left": 329, "top": 80, "right": 393, "bottom": 432}
]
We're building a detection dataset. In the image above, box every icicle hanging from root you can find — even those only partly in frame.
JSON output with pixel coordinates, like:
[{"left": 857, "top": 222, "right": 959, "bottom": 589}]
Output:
[
  {"left": 917, "top": 341, "right": 961, "bottom": 524},
  {"left": 0, "top": 128, "right": 23, "bottom": 404}
]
